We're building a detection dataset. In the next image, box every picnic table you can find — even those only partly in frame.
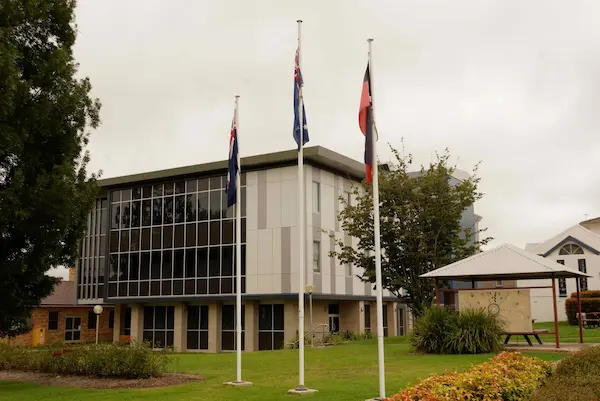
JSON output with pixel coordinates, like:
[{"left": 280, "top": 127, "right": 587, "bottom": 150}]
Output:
[
  {"left": 579, "top": 312, "right": 600, "bottom": 328},
  {"left": 503, "top": 329, "right": 549, "bottom": 346}
]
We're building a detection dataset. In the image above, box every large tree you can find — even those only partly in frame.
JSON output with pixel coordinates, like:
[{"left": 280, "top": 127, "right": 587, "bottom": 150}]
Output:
[
  {"left": 0, "top": 0, "right": 100, "bottom": 337},
  {"left": 330, "top": 146, "right": 491, "bottom": 317}
]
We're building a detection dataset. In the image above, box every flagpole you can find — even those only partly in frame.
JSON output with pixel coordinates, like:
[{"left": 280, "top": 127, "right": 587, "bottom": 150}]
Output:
[
  {"left": 225, "top": 95, "right": 252, "bottom": 388},
  {"left": 368, "top": 38, "right": 386, "bottom": 400},
  {"left": 296, "top": 18, "right": 306, "bottom": 391}
]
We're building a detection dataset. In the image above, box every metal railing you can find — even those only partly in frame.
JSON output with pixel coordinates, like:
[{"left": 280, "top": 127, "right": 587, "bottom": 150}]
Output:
[{"left": 288, "top": 324, "right": 330, "bottom": 348}]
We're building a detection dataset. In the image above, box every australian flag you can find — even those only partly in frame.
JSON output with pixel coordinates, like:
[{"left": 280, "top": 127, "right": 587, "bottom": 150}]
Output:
[
  {"left": 293, "top": 47, "right": 309, "bottom": 150},
  {"left": 226, "top": 115, "right": 238, "bottom": 208}
]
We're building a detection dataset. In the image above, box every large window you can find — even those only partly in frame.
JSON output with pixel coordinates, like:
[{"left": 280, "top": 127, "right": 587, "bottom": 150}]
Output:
[
  {"left": 364, "top": 304, "right": 371, "bottom": 332},
  {"left": 312, "top": 241, "right": 321, "bottom": 273},
  {"left": 142, "top": 306, "right": 175, "bottom": 348},
  {"left": 382, "top": 304, "right": 388, "bottom": 337},
  {"left": 578, "top": 259, "right": 588, "bottom": 291},
  {"left": 258, "top": 304, "right": 285, "bottom": 351},
  {"left": 107, "top": 176, "right": 246, "bottom": 298},
  {"left": 65, "top": 317, "right": 81, "bottom": 342},
  {"left": 187, "top": 305, "right": 209, "bottom": 350},
  {"left": 77, "top": 198, "right": 108, "bottom": 300},
  {"left": 221, "top": 304, "right": 245, "bottom": 351}
]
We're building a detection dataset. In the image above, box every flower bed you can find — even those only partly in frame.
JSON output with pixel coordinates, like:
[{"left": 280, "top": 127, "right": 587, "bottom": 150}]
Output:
[
  {"left": 0, "top": 341, "right": 172, "bottom": 379},
  {"left": 386, "top": 352, "right": 552, "bottom": 401}
]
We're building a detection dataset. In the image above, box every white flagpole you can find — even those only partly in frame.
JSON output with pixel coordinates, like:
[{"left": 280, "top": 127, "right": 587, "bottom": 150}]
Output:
[
  {"left": 234, "top": 95, "right": 243, "bottom": 383},
  {"left": 225, "top": 95, "right": 251, "bottom": 387},
  {"left": 297, "top": 18, "right": 306, "bottom": 390},
  {"left": 368, "top": 38, "right": 386, "bottom": 400}
]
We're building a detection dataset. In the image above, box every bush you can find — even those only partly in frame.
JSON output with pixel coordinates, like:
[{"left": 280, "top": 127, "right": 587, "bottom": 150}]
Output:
[
  {"left": 531, "top": 346, "right": 600, "bottom": 401},
  {"left": 0, "top": 341, "right": 172, "bottom": 378},
  {"left": 410, "top": 306, "right": 504, "bottom": 354},
  {"left": 387, "top": 352, "right": 552, "bottom": 401},
  {"left": 570, "top": 290, "right": 600, "bottom": 299},
  {"left": 565, "top": 297, "right": 600, "bottom": 325}
]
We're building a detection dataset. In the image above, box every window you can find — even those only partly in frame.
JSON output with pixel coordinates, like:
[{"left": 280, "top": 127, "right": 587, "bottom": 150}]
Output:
[
  {"left": 221, "top": 304, "right": 245, "bottom": 351},
  {"left": 76, "top": 198, "right": 108, "bottom": 301},
  {"left": 559, "top": 244, "right": 584, "bottom": 255},
  {"left": 88, "top": 311, "right": 97, "bottom": 329},
  {"left": 364, "top": 304, "right": 371, "bottom": 332},
  {"left": 382, "top": 304, "right": 389, "bottom": 337},
  {"left": 123, "top": 307, "right": 132, "bottom": 336},
  {"left": 187, "top": 305, "right": 209, "bottom": 350},
  {"left": 495, "top": 280, "right": 504, "bottom": 287},
  {"left": 107, "top": 176, "right": 247, "bottom": 299},
  {"left": 312, "top": 241, "right": 321, "bottom": 273},
  {"left": 48, "top": 311, "right": 59, "bottom": 330},
  {"left": 64, "top": 317, "right": 82, "bottom": 342},
  {"left": 345, "top": 191, "right": 352, "bottom": 207},
  {"left": 258, "top": 304, "right": 285, "bottom": 351},
  {"left": 328, "top": 304, "right": 340, "bottom": 333},
  {"left": 142, "top": 306, "right": 174, "bottom": 348},
  {"left": 312, "top": 181, "right": 320, "bottom": 213},
  {"left": 346, "top": 262, "right": 352, "bottom": 276},
  {"left": 578, "top": 258, "right": 588, "bottom": 291},
  {"left": 109, "top": 310, "right": 115, "bottom": 329},
  {"left": 558, "top": 278, "right": 567, "bottom": 297}
]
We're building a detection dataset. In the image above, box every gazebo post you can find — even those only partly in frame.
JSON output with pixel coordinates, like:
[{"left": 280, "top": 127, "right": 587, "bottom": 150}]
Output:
[
  {"left": 435, "top": 278, "right": 440, "bottom": 307},
  {"left": 576, "top": 277, "right": 584, "bottom": 344},
  {"left": 551, "top": 275, "right": 560, "bottom": 349}
]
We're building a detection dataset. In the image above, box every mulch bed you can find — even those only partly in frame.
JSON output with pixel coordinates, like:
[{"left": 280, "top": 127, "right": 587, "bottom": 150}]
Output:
[{"left": 0, "top": 370, "right": 202, "bottom": 389}]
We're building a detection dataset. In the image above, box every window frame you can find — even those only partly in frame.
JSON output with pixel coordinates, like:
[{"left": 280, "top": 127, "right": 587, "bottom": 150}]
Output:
[
  {"left": 258, "top": 304, "right": 285, "bottom": 351},
  {"left": 312, "top": 181, "right": 320, "bottom": 213},
  {"left": 64, "top": 316, "right": 82, "bottom": 342}
]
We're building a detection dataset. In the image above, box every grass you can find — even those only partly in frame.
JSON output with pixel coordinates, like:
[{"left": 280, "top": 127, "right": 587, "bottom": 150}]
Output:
[
  {"left": 534, "top": 321, "right": 600, "bottom": 343},
  {"left": 0, "top": 337, "right": 564, "bottom": 401}
]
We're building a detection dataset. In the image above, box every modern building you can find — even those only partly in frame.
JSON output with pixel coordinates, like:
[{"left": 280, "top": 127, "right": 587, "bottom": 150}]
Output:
[
  {"left": 75, "top": 146, "right": 408, "bottom": 352},
  {"left": 524, "top": 221, "right": 600, "bottom": 322},
  {"left": 2, "top": 269, "right": 114, "bottom": 347}
]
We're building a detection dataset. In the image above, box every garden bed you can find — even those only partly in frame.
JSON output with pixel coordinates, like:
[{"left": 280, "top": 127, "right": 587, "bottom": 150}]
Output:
[{"left": 0, "top": 370, "right": 201, "bottom": 389}]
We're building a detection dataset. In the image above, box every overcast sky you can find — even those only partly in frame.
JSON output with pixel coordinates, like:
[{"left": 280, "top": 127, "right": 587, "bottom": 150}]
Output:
[{"left": 51, "top": 0, "right": 600, "bottom": 278}]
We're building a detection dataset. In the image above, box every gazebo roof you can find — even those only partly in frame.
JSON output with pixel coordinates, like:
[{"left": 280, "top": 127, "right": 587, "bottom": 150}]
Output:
[{"left": 420, "top": 243, "right": 591, "bottom": 281}]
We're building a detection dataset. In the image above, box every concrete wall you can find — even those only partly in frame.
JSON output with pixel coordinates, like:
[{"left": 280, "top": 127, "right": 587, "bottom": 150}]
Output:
[{"left": 245, "top": 165, "right": 394, "bottom": 298}]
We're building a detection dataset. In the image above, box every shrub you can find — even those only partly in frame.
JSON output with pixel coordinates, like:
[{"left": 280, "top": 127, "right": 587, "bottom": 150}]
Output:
[
  {"left": 387, "top": 352, "right": 552, "bottom": 401},
  {"left": 531, "top": 346, "right": 600, "bottom": 401},
  {"left": 565, "top": 297, "right": 600, "bottom": 325},
  {"left": 411, "top": 306, "right": 504, "bottom": 354},
  {"left": 0, "top": 341, "right": 172, "bottom": 378},
  {"left": 570, "top": 290, "right": 600, "bottom": 299}
]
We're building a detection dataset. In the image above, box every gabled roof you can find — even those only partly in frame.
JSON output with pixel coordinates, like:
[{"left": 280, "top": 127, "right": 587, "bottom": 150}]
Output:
[
  {"left": 527, "top": 224, "right": 600, "bottom": 257},
  {"left": 41, "top": 281, "right": 76, "bottom": 306},
  {"left": 420, "top": 243, "right": 590, "bottom": 281}
]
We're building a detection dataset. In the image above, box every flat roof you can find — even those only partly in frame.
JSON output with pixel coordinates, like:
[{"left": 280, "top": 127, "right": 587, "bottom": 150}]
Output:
[{"left": 97, "top": 146, "right": 365, "bottom": 188}]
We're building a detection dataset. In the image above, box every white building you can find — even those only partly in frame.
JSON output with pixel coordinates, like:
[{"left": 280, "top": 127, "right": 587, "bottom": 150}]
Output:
[{"left": 523, "top": 221, "right": 600, "bottom": 322}]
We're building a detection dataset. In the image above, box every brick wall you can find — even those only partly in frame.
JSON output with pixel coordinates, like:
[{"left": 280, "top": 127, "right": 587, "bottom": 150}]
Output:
[{"left": 5, "top": 307, "right": 114, "bottom": 347}]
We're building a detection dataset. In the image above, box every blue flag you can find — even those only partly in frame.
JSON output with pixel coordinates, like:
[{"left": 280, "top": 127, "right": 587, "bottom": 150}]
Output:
[
  {"left": 226, "top": 116, "right": 238, "bottom": 208},
  {"left": 293, "top": 48, "right": 309, "bottom": 150}
]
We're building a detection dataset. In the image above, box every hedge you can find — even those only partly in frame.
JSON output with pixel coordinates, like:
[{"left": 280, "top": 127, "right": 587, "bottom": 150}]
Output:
[
  {"left": 565, "top": 298, "right": 600, "bottom": 325},
  {"left": 0, "top": 341, "right": 172, "bottom": 378},
  {"left": 569, "top": 290, "right": 600, "bottom": 299},
  {"left": 531, "top": 345, "right": 600, "bottom": 401},
  {"left": 387, "top": 352, "right": 552, "bottom": 401}
]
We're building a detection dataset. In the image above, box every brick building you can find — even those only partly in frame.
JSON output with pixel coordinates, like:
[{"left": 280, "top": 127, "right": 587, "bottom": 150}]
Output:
[{"left": 4, "top": 270, "right": 114, "bottom": 346}]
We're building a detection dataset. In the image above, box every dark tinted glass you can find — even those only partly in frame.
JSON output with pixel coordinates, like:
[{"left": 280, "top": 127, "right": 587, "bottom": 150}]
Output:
[
  {"left": 197, "top": 192, "right": 208, "bottom": 221},
  {"left": 163, "top": 197, "right": 174, "bottom": 224},
  {"left": 186, "top": 194, "right": 197, "bottom": 222},
  {"left": 141, "top": 228, "right": 151, "bottom": 250},
  {"left": 162, "top": 251, "right": 172, "bottom": 279},
  {"left": 152, "top": 198, "right": 163, "bottom": 225},
  {"left": 163, "top": 225, "right": 173, "bottom": 248},
  {"left": 142, "top": 200, "right": 152, "bottom": 226},
  {"left": 174, "top": 224, "right": 184, "bottom": 248},
  {"left": 175, "top": 195, "right": 185, "bottom": 223},
  {"left": 259, "top": 305, "right": 272, "bottom": 330},
  {"left": 173, "top": 250, "right": 184, "bottom": 278},
  {"left": 186, "top": 223, "right": 196, "bottom": 247},
  {"left": 131, "top": 201, "right": 140, "bottom": 227},
  {"left": 197, "top": 248, "right": 207, "bottom": 277},
  {"left": 274, "top": 304, "right": 285, "bottom": 330}
]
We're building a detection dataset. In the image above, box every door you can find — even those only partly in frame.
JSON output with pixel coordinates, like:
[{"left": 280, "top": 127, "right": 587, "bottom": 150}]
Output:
[{"left": 328, "top": 304, "right": 340, "bottom": 333}]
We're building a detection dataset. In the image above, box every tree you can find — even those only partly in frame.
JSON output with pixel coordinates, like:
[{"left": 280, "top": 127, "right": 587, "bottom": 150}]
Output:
[
  {"left": 330, "top": 146, "right": 491, "bottom": 317},
  {"left": 0, "top": 0, "right": 100, "bottom": 338}
]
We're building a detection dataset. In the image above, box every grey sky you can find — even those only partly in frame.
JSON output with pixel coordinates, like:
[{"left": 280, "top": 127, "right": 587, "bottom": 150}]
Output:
[{"left": 50, "top": 0, "right": 600, "bottom": 278}]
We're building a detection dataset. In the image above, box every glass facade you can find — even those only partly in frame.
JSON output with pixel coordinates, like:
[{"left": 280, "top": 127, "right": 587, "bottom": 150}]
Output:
[
  {"left": 77, "top": 198, "right": 108, "bottom": 300},
  {"left": 106, "top": 175, "right": 246, "bottom": 299}
]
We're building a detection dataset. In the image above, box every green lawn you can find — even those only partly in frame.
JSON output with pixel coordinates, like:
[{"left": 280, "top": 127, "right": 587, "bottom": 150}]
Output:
[
  {"left": 534, "top": 321, "right": 600, "bottom": 343},
  {"left": 0, "top": 337, "right": 564, "bottom": 401}
]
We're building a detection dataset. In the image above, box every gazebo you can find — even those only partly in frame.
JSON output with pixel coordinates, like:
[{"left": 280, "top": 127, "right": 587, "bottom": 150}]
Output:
[{"left": 420, "top": 243, "right": 591, "bottom": 349}]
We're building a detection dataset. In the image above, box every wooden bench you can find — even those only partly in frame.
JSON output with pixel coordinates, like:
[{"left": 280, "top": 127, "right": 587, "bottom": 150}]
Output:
[
  {"left": 503, "top": 329, "right": 549, "bottom": 346},
  {"left": 579, "top": 313, "right": 600, "bottom": 328}
]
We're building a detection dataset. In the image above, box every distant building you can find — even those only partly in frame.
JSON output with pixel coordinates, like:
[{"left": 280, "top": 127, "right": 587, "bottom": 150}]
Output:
[
  {"left": 523, "top": 221, "right": 600, "bottom": 322},
  {"left": 3, "top": 269, "right": 114, "bottom": 346},
  {"left": 75, "top": 147, "right": 408, "bottom": 353}
]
